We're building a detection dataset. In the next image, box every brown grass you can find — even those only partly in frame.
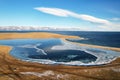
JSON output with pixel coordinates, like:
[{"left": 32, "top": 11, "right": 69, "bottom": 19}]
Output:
[{"left": 0, "top": 32, "right": 79, "bottom": 39}]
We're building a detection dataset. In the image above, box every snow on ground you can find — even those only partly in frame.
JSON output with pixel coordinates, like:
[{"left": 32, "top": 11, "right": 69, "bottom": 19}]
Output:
[
  {"left": 20, "top": 70, "right": 68, "bottom": 79},
  {"left": 20, "top": 71, "right": 54, "bottom": 77},
  {"left": 111, "top": 68, "right": 120, "bottom": 72}
]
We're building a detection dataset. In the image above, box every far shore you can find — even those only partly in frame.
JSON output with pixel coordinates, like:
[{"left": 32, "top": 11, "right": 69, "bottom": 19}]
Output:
[
  {"left": 0, "top": 32, "right": 80, "bottom": 39},
  {"left": 0, "top": 32, "right": 120, "bottom": 52}
]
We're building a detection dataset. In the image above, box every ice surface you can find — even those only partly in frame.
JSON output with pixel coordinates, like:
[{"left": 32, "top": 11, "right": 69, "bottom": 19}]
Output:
[
  {"left": 18, "top": 43, "right": 47, "bottom": 55},
  {"left": 50, "top": 39, "right": 120, "bottom": 66},
  {"left": 15, "top": 39, "right": 120, "bottom": 66}
]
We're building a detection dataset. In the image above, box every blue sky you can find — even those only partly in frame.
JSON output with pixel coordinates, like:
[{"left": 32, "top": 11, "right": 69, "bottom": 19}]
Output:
[{"left": 0, "top": 0, "right": 120, "bottom": 31}]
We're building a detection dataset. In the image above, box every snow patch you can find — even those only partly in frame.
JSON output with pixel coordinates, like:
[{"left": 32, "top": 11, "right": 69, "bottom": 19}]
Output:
[
  {"left": 56, "top": 74, "right": 68, "bottom": 79},
  {"left": 20, "top": 71, "right": 68, "bottom": 79},
  {"left": 20, "top": 71, "right": 54, "bottom": 77},
  {"left": 112, "top": 68, "right": 120, "bottom": 72}
]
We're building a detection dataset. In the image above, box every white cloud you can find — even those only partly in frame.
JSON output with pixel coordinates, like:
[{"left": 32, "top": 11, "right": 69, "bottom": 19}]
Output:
[
  {"left": 34, "top": 7, "right": 120, "bottom": 31},
  {"left": 34, "top": 7, "right": 111, "bottom": 25},
  {"left": 35, "top": 7, "right": 69, "bottom": 17},
  {"left": 110, "top": 18, "right": 120, "bottom": 21}
]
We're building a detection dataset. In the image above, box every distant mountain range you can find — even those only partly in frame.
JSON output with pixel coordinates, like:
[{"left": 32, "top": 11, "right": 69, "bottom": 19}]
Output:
[{"left": 0, "top": 26, "right": 82, "bottom": 31}]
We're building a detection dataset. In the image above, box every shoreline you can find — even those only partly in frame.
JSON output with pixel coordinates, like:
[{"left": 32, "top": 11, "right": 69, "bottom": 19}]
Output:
[
  {"left": 0, "top": 32, "right": 81, "bottom": 64},
  {"left": 0, "top": 32, "right": 120, "bottom": 62},
  {"left": 0, "top": 44, "right": 119, "bottom": 66},
  {"left": 0, "top": 32, "right": 119, "bottom": 52},
  {"left": 0, "top": 32, "right": 120, "bottom": 79},
  {"left": 62, "top": 38, "right": 120, "bottom": 52},
  {"left": 0, "top": 32, "right": 119, "bottom": 62}
]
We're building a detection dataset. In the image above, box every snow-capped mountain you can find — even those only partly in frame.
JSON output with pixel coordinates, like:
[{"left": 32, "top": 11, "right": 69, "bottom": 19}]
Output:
[{"left": 0, "top": 26, "right": 81, "bottom": 31}]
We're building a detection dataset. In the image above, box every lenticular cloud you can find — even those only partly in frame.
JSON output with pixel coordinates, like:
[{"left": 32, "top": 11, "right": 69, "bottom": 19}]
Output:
[{"left": 34, "top": 7, "right": 110, "bottom": 25}]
